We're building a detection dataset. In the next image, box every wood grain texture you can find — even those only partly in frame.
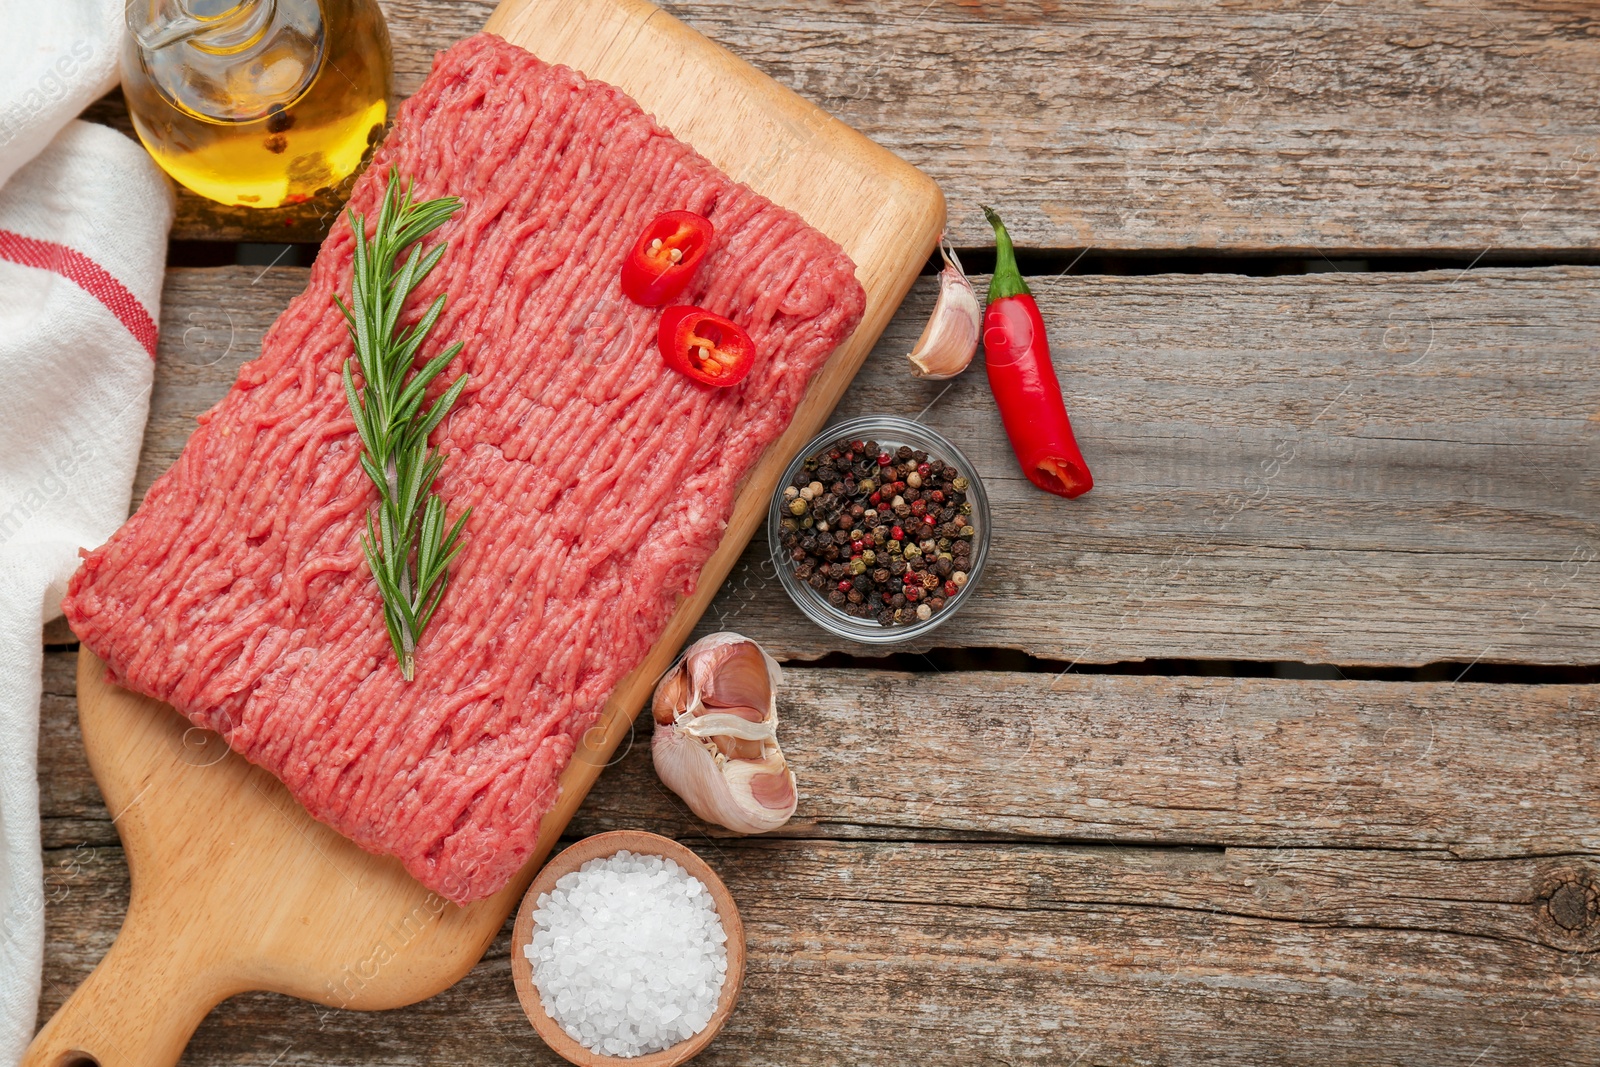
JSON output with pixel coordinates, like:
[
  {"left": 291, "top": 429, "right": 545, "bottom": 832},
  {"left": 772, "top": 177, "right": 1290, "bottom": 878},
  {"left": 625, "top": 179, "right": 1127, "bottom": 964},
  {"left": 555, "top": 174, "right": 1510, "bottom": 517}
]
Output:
[
  {"left": 146, "top": 265, "right": 1600, "bottom": 667},
  {"left": 37, "top": 655, "right": 1600, "bottom": 1065},
  {"left": 103, "top": 0, "right": 1600, "bottom": 251},
  {"left": 37, "top": 842, "right": 1600, "bottom": 1066}
]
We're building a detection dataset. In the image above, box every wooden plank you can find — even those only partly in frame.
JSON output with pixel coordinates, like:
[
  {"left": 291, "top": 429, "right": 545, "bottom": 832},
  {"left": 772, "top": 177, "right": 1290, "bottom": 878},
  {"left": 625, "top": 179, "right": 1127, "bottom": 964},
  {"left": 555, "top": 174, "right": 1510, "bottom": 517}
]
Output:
[
  {"left": 36, "top": 658, "right": 1600, "bottom": 1064},
  {"left": 47, "top": 653, "right": 1598, "bottom": 857},
  {"left": 37, "top": 652, "right": 103, "bottom": 850},
  {"left": 96, "top": 0, "right": 1600, "bottom": 251},
  {"left": 37, "top": 845, "right": 1600, "bottom": 1066},
  {"left": 577, "top": 671, "right": 1600, "bottom": 859},
  {"left": 143, "top": 265, "right": 1600, "bottom": 666}
]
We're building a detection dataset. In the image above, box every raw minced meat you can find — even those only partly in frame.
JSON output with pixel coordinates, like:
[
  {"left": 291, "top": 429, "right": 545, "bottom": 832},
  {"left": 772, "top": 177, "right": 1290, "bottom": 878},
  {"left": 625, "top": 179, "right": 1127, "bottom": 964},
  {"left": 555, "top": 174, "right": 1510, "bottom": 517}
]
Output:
[{"left": 62, "top": 33, "right": 865, "bottom": 904}]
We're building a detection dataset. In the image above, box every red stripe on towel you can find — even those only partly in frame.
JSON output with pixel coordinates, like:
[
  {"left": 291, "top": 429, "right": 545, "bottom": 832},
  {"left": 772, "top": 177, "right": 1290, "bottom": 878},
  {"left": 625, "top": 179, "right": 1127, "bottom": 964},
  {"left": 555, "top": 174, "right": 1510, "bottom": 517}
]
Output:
[{"left": 0, "top": 229, "right": 159, "bottom": 359}]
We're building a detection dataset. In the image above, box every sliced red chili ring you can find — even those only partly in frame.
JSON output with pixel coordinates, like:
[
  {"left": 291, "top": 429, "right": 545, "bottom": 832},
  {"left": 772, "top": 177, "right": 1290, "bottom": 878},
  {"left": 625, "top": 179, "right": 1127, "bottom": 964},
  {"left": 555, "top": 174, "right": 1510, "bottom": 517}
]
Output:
[
  {"left": 658, "top": 306, "right": 756, "bottom": 388},
  {"left": 620, "top": 210, "right": 715, "bottom": 306}
]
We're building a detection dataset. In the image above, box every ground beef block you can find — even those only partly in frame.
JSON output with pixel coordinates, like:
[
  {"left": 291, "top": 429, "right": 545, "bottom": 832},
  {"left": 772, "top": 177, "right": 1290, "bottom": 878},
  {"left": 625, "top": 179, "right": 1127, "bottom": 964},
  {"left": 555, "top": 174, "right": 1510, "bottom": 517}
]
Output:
[{"left": 62, "top": 33, "right": 866, "bottom": 904}]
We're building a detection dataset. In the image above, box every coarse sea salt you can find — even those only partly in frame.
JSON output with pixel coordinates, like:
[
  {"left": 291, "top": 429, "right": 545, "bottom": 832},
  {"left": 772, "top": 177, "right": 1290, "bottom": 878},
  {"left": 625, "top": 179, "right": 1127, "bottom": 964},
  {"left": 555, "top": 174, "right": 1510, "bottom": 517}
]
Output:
[{"left": 523, "top": 850, "right": 729, "bottom": 1057}]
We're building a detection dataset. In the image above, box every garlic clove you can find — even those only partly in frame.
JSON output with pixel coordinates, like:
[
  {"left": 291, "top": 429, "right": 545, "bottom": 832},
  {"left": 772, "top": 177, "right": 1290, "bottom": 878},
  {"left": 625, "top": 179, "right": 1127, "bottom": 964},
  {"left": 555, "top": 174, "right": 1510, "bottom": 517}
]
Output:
[
  {"left": 652, "top": 728, "right": 796, "bottom": 833},
  {"left": 745, "top": 765, "right": 797, "bottom": 811},
  {"left": 651, "top": 667, "right": 691, "bottom": 725},
  {"left": 908, "top": 240, "right": 981, "bottom": 380},
  {"left": 650, "top": 632, "right": 797, "bottom": 834},
  {"left": 692, "top": 638, "right": 775, "bottom": 721},
  {"left": 711, "top": 735, "right": 767, "bottom": 761}
]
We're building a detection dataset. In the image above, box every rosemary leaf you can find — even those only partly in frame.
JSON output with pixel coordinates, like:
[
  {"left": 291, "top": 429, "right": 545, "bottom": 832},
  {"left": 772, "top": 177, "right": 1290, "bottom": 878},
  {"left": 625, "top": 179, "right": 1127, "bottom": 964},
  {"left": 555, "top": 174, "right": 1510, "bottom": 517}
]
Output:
[{"left": 337, "top": 168, "right": 470, "bottom": 681}]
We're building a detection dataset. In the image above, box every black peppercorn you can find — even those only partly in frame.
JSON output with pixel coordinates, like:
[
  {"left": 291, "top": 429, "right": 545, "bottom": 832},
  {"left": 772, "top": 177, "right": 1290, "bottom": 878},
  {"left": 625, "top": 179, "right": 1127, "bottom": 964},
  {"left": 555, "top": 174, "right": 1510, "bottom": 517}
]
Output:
[{"left": 785, "top": 437, "right": 977, "bottom": 629}]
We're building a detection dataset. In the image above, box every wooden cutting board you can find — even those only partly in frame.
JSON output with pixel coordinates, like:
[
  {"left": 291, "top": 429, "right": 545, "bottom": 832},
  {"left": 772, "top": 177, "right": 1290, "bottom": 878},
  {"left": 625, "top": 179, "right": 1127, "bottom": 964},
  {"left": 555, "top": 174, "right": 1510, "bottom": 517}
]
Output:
[{"left": 24, "top": 1, "right": 940, "bottom": 1064}]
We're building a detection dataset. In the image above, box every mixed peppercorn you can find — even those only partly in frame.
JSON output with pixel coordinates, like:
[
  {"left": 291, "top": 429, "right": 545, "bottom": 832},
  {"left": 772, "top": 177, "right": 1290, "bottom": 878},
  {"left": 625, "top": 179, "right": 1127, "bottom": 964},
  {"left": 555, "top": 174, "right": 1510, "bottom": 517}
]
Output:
[{"left": 779, "top": 437, "right": 975, "bottom": 626}]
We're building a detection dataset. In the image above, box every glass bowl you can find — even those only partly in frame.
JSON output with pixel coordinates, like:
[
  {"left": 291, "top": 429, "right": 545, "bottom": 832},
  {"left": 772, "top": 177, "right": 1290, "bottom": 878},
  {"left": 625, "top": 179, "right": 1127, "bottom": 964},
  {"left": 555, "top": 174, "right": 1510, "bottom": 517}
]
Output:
[{"left": 768, "top": 415, "right": 990, "bottom": 645}]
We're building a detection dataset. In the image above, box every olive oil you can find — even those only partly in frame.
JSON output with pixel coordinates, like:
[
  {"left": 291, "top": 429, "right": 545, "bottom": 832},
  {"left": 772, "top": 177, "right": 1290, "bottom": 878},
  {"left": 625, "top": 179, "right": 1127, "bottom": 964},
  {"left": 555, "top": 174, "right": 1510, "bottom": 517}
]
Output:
[{"left": 121, "top": 0, "right": 391, "bottom": 208}]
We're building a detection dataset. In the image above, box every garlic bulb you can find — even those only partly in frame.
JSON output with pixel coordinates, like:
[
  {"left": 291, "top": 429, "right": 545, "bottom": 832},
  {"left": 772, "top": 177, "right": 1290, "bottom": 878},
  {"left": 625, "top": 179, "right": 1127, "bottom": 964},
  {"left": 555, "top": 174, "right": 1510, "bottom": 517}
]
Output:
[
  {"left": 907, "top": 240, "right": 980, "bottom": 379},
  {"left": 651, "top": 632, "right": 797, "bottom": 834}
]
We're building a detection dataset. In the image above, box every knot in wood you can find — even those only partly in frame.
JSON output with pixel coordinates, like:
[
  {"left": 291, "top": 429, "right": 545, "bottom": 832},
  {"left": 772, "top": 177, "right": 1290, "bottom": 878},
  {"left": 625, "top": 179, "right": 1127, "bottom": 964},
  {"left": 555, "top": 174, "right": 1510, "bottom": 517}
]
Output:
[
  {"left": 1535, "top": 866, "right": 1600, "bottom": 947},
  {"left": 1548, "top": 880, "right": 1597, "bottom": 932}
]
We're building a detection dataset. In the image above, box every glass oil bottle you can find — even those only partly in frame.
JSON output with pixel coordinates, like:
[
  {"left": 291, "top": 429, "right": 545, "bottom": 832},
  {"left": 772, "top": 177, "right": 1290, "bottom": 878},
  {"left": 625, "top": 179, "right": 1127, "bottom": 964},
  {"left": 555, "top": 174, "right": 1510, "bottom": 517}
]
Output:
[{"left": 121, "top": 0, "right": 392, "bottom": 208}]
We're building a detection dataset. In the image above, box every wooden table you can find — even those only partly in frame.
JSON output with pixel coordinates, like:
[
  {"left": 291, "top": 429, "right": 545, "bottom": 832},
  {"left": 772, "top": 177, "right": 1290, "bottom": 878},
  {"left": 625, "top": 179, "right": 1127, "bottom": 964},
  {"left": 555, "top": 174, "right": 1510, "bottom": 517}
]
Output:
[{"left": 42, "top": 1, "right": 1600, "bottom": 1063}]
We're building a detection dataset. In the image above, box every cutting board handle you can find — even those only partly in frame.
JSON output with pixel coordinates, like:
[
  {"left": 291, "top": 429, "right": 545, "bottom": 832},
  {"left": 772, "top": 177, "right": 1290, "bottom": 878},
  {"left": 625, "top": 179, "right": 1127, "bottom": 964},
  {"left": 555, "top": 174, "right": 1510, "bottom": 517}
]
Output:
[{"left": 23, "top": 891, "right": 235, "bottom": 1067}]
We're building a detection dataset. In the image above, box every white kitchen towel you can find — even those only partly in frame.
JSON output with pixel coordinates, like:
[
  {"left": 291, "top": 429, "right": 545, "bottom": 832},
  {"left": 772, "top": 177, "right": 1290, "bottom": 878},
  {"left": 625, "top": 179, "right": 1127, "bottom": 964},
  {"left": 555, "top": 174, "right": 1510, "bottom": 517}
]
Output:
[
  {"left": 0, "top": 115, "right": 171, "bottom": 1060},
  {"left": 0, "top": 0, "right": 123, "bottom": 192}
]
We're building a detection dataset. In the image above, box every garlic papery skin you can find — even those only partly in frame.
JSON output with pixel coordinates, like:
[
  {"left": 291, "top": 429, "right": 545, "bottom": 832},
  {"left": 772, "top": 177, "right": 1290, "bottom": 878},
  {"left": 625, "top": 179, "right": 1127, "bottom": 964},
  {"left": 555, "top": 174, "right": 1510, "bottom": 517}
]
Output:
[
  {"left": 651, "top": 632, "right": 798, "bottom": 834},
  {"left": 907, "top": 240, "right": 980, "bottom": 380}
]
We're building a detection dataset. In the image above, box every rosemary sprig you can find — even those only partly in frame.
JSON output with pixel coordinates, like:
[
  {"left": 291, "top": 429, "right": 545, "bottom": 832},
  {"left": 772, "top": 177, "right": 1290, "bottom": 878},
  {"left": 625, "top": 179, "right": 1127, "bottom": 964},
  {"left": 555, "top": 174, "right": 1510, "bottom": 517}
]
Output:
[{"left": 335, "top": 168, "right": 470, "bottom": 681}]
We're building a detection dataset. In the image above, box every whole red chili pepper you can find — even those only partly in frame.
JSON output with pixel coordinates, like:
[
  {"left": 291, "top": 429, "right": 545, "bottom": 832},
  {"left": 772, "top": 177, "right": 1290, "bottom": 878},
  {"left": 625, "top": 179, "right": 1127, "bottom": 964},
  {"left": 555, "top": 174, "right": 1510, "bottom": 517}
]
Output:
[{"left": 981, "top": 206, "right": 1093, "bottom": 498}]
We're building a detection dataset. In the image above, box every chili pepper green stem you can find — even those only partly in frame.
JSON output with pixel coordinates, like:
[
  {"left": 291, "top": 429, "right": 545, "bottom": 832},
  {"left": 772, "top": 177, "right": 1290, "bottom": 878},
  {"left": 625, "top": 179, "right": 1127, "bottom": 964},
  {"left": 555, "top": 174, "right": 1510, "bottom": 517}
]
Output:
[{"left": 981, "top": 205, "right": 1032, "bottom": 303}]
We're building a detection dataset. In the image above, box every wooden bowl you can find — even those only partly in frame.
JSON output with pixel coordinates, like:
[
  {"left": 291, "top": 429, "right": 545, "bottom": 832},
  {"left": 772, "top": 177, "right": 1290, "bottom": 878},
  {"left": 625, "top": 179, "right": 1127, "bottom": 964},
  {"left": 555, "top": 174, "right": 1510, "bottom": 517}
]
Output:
[{"left": 510, "top": 830, "right": 746, "bottom": 1066}]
